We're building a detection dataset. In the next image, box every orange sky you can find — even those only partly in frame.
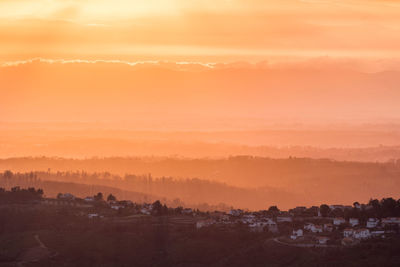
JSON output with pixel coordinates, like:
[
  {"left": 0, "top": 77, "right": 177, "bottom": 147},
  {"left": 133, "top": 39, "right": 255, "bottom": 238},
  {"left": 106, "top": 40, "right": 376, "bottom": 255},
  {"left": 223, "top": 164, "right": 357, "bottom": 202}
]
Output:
[
  {"left": 1, "top": 0, "right": 400, "bottom": 62},
  {"left": 1, "top": 0, "right": 400, "bottom": 126}
]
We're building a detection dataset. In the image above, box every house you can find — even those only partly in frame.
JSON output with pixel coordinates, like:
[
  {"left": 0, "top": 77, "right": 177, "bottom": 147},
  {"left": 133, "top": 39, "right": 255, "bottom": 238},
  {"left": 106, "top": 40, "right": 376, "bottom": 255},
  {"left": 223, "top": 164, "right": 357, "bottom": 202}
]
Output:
[
  {"left": 229, "top": 209, "right": 243, "bottom": 217},
  {"left": 196, "top": 219, "right": 214, "bottom": 229},
  {"left": 313, "top": 225, "right": 323, "bottom": 233},
  {"left": 324, "top": 223, "right": 333, "bottom": 232},
  {"left": 84, "top": 196, "right": 95, "bottom": 202},
  {"left": 242, "top": 214, "right": 256, "bottom": 224},
  {"left": 111, "top": 204, "right": 124, "bottom": 210},
  {"left": 304, "top": 223, "right": 323, "bottom": 233},
  {"left": 371, "top": 230, "right": 385, "bottom": 238},
  {"left": 182, "top": 208, "right": 193, "bottom": 215},
  {"left": 333, "top": 217, "right": 346, "bottom": 225},
  {"left": 140, "top": 207, "right": 152, "bottom": 215},
  {"left": 58, "top": 193, "right": 75, "bottom": 200},
  {"left": 249, "top": 222, "right": 268, "bottom": 232},
  {"left": 353, "top": 228, "right": 370, "bottom": 239},
  {"left": 343, "top": 228, "right": 354, "bottom": 238},
  {"left": 277, "top": 215, "right": 293, "bottom": 223},
  {"left": 88, "top": 213, "right": 99, "bottom": 219},
  {"left": 316, "top": 236, "right": 330, "bottom": 245},
  {"left": 366, "top": 218, "right": 379, "bottom": 228},
  {"left": 381, "top": 217, "right": 400, "bottom": 227},
  {"left": 304, "top": 222, "right": 314, "bottom": 231},
  {"left": 290, "top": 229, "right": 303, "bottom": 240},
  {"left": 349, "top": 218, "right": 359, "bottom": 227}
]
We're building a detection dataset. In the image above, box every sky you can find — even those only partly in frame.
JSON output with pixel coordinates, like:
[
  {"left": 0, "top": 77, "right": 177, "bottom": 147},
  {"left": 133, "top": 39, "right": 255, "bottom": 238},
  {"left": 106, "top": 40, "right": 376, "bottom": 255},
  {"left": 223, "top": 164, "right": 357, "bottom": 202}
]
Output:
[
  {"left": 1, "top": 0, "right": 400, "bottom": 126},
  {"left": 1, "top": 0, "right": 400, "bottom": 62}
]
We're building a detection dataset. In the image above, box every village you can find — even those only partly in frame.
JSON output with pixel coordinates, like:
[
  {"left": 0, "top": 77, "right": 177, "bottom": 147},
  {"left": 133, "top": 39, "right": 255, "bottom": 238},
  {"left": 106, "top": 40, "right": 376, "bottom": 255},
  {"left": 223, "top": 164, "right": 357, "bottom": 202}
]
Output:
[{"left": 43, "top": 192, "right": 400, "bottom": 248}]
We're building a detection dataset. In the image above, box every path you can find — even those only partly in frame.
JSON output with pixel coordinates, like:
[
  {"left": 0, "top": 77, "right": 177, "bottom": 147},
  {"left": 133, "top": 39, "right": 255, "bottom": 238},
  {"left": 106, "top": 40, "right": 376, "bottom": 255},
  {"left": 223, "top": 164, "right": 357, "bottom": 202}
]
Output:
[
  {"left": 272, "top": 237, "right": 339, "bottom": 248},
  {"left": 16, "top": 234, "right": 51, "bottom": 266}
]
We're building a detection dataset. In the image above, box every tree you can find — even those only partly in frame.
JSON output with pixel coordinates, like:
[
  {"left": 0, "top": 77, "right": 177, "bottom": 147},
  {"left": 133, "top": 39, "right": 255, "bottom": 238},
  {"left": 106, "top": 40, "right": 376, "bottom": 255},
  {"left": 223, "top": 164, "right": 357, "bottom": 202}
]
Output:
[
  {"left": 152, "top": 200, "right": 163, "bottom": 216},
  {"left": 268, "top": 206, "right": 280, "bottom": 213},
  {"left": 107, "top": 194, "right": 116, "bottom": 202},
  {"left": 94, "top": 192, "right": 103, "bottom": 201},
  {"left": 3, "top": 170, "right": 13, "bottom": 179},
  {"left": 319, "top": 204, "right": 330, "bottom": 217}
]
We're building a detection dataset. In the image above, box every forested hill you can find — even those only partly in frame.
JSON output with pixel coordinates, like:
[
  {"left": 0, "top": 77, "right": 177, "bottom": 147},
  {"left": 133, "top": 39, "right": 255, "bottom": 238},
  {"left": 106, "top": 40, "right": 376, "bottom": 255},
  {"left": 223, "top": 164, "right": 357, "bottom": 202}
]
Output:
[{"left": 1, "top": 156, "right": 399, "bottom": 209}]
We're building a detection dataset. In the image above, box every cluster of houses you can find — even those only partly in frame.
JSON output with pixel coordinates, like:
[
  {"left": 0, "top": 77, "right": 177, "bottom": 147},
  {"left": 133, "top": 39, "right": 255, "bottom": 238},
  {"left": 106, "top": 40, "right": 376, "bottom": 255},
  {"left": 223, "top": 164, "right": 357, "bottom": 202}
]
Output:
[
  {"left": 196, "top": 209, "right": 281, "bottom": 233},
  {"left": 196, "top": 206, "right": 400, "bottom": 246},
  {"left": 42, "top": 193, "right": 400, "bottom": 247}
]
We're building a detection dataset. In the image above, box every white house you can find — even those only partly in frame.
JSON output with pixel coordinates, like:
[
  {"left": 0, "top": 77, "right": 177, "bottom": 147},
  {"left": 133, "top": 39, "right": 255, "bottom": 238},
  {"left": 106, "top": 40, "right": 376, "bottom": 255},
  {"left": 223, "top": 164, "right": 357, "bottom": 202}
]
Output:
[
  {"left": 330, "top": 205, "right": 345, "bottom": 211},
  {"left": 353, "top": 228, "right": 370, "bottom": 239},
  {"left": 311, "top": 225, "right": 323, "bottom": 233},
  {"left": 343, "top": 228, "right": 354, "bottom": 238},
  {"left": 316, "top": 236, "right": 330, "bottom": 245},
  {"left": 304, "top": 223, "right": 314, "bottom": 231},
  {"left": 196, "top": 219, "right": 214, "bottom": 229},
  {"left": 290, "top": 229, "right": 303, "bottom": 240},
  {"left": 366, "top": 218, "right": 379, "bottom": 228},
  {"left": 242, "top": 214, "right": 256, "bottom": 224},
  {"left": 371, "top": 230, "right": 385, "bottom": 238},
  {"left": 140, "top": 208, "right": 151, "bottom": 215},
  {"left": 381, "top": 217, "right": 400, "bottom": 227},
  {"left": 84, "top": 196, "right": 95, "bottom": 202},
  {"left": 182, "top": 208, "right": 193, "bottom": 215},
  {"left": 111, "top": 204, "right": 124, "bottom": 210},
  {"left": 58, "top": 193, "right": 75, "bottom": 200},
  {"left": 88, "top": 213, "right": 99, "bottom": 219},
  {"left": 277, "top": 216, "right": 293, "bottom": 223},
  {"left": 229, "top": 209, "right": 243, "bottom": 217},
  {"left": 349, "top": 218, "right": 359, "bottom": 227},
  {"left": 324, "top": 223, "right": 333, "bottom": 232},
  {"left": 333, "top": 217, "right": 346, "bottom": 225}
]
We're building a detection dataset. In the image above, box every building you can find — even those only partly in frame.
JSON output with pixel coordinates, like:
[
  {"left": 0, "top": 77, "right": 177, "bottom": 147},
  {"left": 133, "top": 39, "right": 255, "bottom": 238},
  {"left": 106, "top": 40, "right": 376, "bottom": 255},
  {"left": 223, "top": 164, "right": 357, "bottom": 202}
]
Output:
[
  {"left": 349, "top": 218, "right": 359, "bottom": 227},
  {"left": 366, "top": 218, "right": 379, "bottom": 228},
  {"left": 343, "top": 228, "right": 354, "bottom": 238},
  {"left": 371, "top": 230, "right": 385, "bottom": 238},
  {"left": 304, "top": 223, "right": 314, "bottom": 231},
  {"left": 311, "top": 225, "right": 323, "bottom": 233},
  {"left": 353, "top": 228, "right": 370, "bottom": 239},
  {"left": 290, "top": 229, "right": 303, "bottom": 240},
  {"left": 277, "top": 215, "right": 293, "bottom": 223},
  {"left": 333, "top": 217, "right": 346, "bottom": 225},
  {"left": 316, "top": 236, "right": 330, "bottom": 245},
  {"left": 58, "top": 193, "right": 75, "bottom": 200},
  {"left": 182, "top": 208, "right": 193, "bottom": 215},
  {"left": 84, "top": 196, "right": 95, "bottom": 202},
  {"left": 196, "top": 219, "right": 214, "bottom": 229},
  {"left": 381, "top": 217, "right": 400, "bottom": 227},
  {"left": 229, "top": 209, "right": 243, "bottom": 217},
  {"left": 110, "top": 204, "right": 124, "bottom": 210},
  {"left": 242, "top": 214, "right": 256, "bottom": 224},
  {"left": 324, "top": 223, "right": 333, "bottom": 232}
]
